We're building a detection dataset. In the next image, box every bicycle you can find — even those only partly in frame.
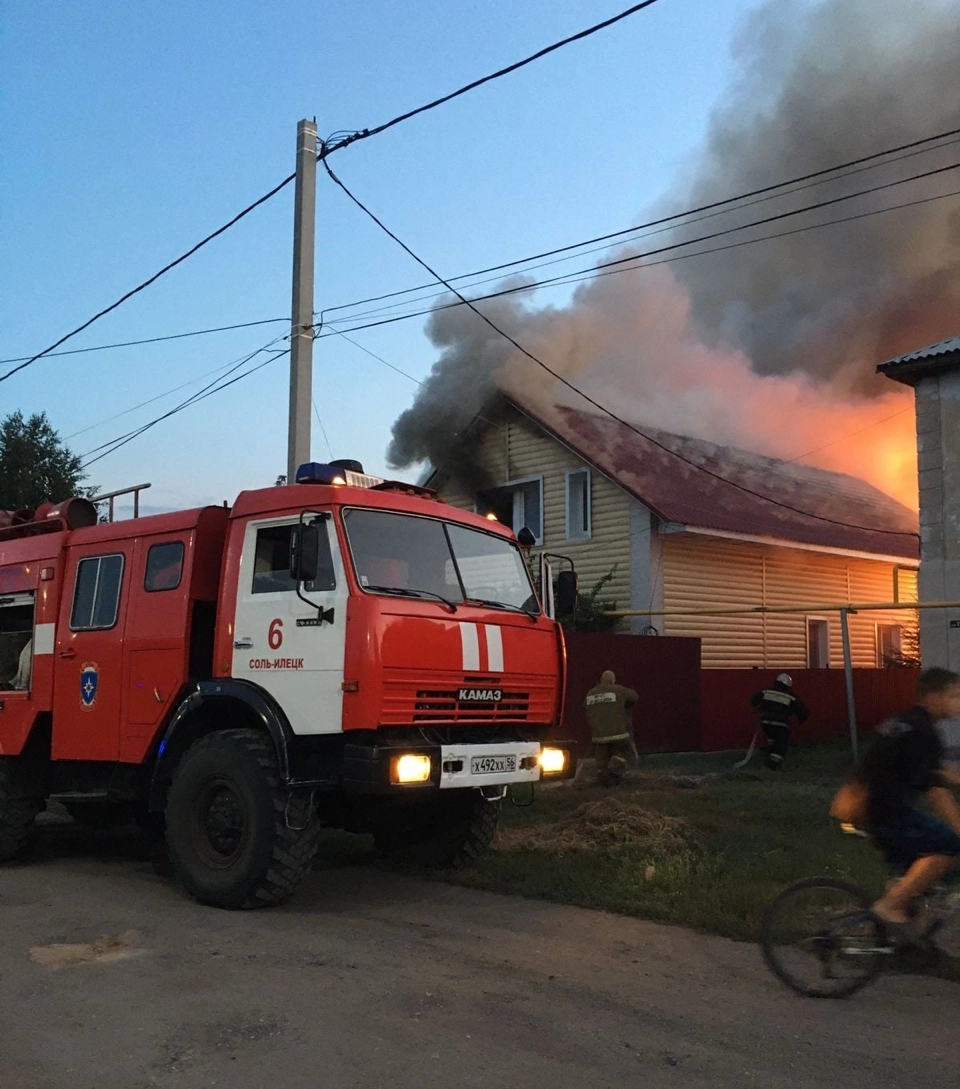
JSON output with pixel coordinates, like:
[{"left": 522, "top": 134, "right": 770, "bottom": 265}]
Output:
[{"left": 759, "top": 825, "right": 960, "bottom": 998}]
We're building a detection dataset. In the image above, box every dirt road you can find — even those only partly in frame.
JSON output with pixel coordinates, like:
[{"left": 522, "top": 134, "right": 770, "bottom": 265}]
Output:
[{"left": 1, "top": 821, "right": 956, "bottom": 1088}]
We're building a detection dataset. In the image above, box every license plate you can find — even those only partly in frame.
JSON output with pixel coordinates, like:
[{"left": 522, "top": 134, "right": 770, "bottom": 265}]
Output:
[{"left": 470, "top": 754, "right": 516, "bottom": 775}]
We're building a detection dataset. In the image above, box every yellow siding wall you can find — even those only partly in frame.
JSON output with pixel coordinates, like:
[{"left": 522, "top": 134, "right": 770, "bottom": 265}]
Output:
[
  {"left": 662, "top": 533, "right": 919, "bottom": 668},
  {"left": 437, "top": 411, "right": 633, "bottom": 618},
  {"left": 436, "top": 409, "right": 918, "bottom": 659}
]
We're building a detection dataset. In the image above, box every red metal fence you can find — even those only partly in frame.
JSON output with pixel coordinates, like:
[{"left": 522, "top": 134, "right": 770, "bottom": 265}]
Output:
[
  {"left": 558, "top": 631, "right": 919, "bottom": 754},
  {"left": 558, "top": 631, "right": 702, "bottom": 753}
]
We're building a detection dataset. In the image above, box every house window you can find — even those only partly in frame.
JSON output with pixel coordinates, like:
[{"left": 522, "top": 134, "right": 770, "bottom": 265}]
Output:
[
  {"left": 71, "top": 554, "right": 124, "bottom": 630},
  {"left": 807, "top": 617, "right": 829, "bottom": 668},
  {"left": 877, "top": 623, "right": 903, "bottom": 667},
  {"left": 565, "top": 469, "right": 591, "bottom": 541},
  {"left": 479, "top": 477, "right": 543, "bottom": 545}
]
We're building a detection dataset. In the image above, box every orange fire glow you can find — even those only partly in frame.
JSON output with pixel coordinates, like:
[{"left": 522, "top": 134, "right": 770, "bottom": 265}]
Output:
[{"left": 783, "top": 392, "right": 919, "bottom": 510}]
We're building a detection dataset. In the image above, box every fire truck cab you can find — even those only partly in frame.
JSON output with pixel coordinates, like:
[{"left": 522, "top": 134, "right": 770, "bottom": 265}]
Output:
[{"left": 0, "top": 465, "right": 571, "bottom": 908}]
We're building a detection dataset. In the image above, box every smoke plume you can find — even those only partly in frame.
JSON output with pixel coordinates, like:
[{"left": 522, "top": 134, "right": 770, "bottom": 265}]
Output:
[
  {"left": 673, "top": 0, "right": 960, "bottom": 389},
  {"left": 389, "top": 0, "right": 960, "bottom": 505}
]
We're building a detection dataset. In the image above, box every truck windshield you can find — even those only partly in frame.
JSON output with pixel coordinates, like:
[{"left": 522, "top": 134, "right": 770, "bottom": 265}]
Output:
[{"left": 343, "top": 509, "right": 539, "bottom": 614}]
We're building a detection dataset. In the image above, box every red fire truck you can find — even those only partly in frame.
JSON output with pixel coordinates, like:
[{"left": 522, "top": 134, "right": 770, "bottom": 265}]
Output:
[{"left": 0, "top": 462, "right": 571, "bottom": 908}]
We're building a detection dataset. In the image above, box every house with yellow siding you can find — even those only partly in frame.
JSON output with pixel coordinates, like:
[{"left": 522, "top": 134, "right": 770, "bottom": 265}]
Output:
[{"left": 427, "top": 394, "right": 920, "bottom": 670}]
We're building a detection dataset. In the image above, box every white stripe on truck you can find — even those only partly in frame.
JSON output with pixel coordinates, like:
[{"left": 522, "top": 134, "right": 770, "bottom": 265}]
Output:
[
  {"left": 484, "top": 624, "right": 504, "bottom": 672},
  {"left": 33, "top": 623, "right": 55, "bottom": 656},
  {"left": 460, "top": 622, "right": 480, "bottom": 671}
]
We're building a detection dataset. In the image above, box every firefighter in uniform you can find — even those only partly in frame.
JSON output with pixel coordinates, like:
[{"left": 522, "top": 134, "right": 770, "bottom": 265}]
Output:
[
  {"left": 750, "top": 673, "right": 808, "bottom": 770},
  {"left": 584, "top": 670, "right": 638, "bottom": 786}
]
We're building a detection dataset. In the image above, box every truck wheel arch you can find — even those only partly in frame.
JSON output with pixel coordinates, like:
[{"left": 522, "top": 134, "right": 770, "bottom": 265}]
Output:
[{"left": 149, "top": 680, "right": 294, "bottom": 811}]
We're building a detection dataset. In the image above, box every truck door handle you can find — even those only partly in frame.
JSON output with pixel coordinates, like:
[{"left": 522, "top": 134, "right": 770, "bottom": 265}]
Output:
[
  {"left": 234, "top": 639, "right": 253, "bottom": 649},
  {"left": 58, "top": 648, "right": 76, "bottom": 660}
]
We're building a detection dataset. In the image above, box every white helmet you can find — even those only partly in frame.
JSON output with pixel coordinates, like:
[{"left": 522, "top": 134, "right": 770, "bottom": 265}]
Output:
[{"left": 776, "top": 673, "right": 792, "bottom": 687}]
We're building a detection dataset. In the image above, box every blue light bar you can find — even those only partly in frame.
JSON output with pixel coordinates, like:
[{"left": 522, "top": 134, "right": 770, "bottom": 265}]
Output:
[{"left": 295, "top": 462, "right": 347, "bottom": 485}]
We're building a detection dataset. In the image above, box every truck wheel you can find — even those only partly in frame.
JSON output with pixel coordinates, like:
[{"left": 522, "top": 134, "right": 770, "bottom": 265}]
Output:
[
  {"left": 0, "top": 759, "right": 43, "bottom": 862},
  {"left": 376, "top": 791, "right": 501, "bottom": 868},
  {"left": 64, "top": 801, "right": 135, "bottom": 830},
  {"left": 165, "top": 729, "right": 319, "bottom": 909}
]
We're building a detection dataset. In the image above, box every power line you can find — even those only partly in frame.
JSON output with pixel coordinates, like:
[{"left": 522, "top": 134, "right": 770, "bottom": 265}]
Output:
[
  {"left": 83, "top": 350, "right": 288, "bottom": 468},
  {"left": 79, "top": 334, "right": 289, "bottom": 456},
  {"left": 7, "top": 127, "right": 958, "bottom": 371},
  {"left": 81, "top": 336, "right": 290, "bottom": 468},
  {"left": 326, "top": 327, "right": 425, "bottom": 387},
  {"left": 785, "top": 408, "right": 913, "bottom": 464},
  {"left": 65, "top": 355, "right": 261, "bottom": 441},
  {"left": 317, "top": 127, "right": 960, "bottom": 323},
  {"left": 68, "top": 325, "right": 416, "bottom": 451},
  {"left": 0, "top": 318, "right": 287, "bottom": 367},
  {"left": 5, "top": 1, "right": 663, "bottom": 386},
  {"left": 1, "top": 174, "right": 299, "bottom": 386},
  {"left": 322, "top": 328, "right": 508, "bottom": 440},
  {"left": 320, "top": 147, "right": 957, "bottom": 327},
  {"left": 312, "top": 399, "right": 335, "bottom": 460},
  {"left": 58, "top": 150, "right": 959, "bottom": 462},
  {"left": 70, "top": 179, "right": 951, "bottom": 474},
  {"left": 321, "top": 158, "right": 920, "bottom": 539},
  {"left": 320, "top": 1, "right": 664, "bottom": 156},
  {"left": 314, "top": 180, "right": 960, "bottom": 341}
]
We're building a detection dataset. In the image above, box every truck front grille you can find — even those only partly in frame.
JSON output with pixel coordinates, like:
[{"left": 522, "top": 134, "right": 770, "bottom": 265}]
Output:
[
  {"left": 381, "top": 671, "right": 554, "bottom": 726},
  {"left": 413, "top": 688, "right": 530, "bottom": 722}
]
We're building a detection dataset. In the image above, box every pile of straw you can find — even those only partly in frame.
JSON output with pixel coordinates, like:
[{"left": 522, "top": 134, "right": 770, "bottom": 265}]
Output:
[{"left": 496, "top": 797, "right": 695, "bottom": 855}]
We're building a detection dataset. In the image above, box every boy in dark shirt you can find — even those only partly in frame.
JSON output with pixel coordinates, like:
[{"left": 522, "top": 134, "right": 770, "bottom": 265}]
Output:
[{"left": 858, "top": 667, "right": 960, "bottom": 928}]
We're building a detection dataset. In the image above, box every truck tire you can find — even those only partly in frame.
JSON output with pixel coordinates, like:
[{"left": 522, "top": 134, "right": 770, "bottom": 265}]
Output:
[
  {"left": 65, "top": 801, "right": 135, "bottom": 830},
  {"left": 165, "top": 729, "right": 319, "bottom": 909},
  {"left": 0, "top": 759, "right": 43, "bottom": 863},
  {"left": 376, "top": 790, "right": 501, "bottom": 868}
]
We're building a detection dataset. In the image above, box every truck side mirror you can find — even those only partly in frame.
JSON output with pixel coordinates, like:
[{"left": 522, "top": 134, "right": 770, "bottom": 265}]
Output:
[
  {"left": 290, "top": 522, "right": 321, "bottom": 584},
  {"left": 517, "top": 527, "right": 536, "bottom": 549},
  {"left": 554, "top": 570, "right": 578, "bottom": 614}
]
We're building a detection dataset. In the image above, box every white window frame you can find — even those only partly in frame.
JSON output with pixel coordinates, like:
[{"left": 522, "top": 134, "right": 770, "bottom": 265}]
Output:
[
  {"left": 806, "top": 616, "right": 830, "bottom": 668},
  {"left": 876, "top": 622, "right": 903, "bottom": 667},
  {"left": 565, "top": 468, "right": 592, "bottom": 541},
  {"left": 504, "top": 474, "right": 544, "bottom": 547}
]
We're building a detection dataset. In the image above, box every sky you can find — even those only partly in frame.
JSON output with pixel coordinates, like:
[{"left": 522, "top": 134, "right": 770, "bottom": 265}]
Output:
[{"left": 3, "top": 0, "right": 770, "bottom": 515}]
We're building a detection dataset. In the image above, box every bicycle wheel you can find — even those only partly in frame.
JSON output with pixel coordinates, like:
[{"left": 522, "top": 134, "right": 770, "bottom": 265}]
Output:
[{"left": 760, "top": 877, "right": 889, "bottom": 998}]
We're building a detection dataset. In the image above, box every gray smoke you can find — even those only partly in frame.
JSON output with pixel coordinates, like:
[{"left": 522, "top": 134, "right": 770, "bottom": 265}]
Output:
[
  {"left": 672, "top": 0, "right": 960, "bottom": 390},
  {"left": 388, "top": 282, "right": 570, "bottom": 489},
  {"left": 389, "top": 0, "right": 960, "bottom": 495}
]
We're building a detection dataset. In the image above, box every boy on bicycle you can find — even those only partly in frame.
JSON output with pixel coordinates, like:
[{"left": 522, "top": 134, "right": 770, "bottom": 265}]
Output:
[{"left": 858, "top": 667, "right": 960, "bottom": 931}]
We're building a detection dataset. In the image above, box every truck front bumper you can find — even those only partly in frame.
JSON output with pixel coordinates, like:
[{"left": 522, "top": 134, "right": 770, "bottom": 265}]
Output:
[{"left": 341, "top": 739, "right": 576, "bottom": 794}]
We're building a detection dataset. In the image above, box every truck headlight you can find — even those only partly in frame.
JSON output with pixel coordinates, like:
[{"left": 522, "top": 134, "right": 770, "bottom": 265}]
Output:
[
  {"left": 391, "top": 753, "right": 432, "bottom": 784},
  {"left": 539, "top": 747, "right": 567, "bottom": 775}
]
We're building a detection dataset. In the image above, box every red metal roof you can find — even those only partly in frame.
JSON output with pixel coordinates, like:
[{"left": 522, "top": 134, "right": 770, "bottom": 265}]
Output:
[{"left": 505, "top": 396, "right": 919, "bottom": 559}]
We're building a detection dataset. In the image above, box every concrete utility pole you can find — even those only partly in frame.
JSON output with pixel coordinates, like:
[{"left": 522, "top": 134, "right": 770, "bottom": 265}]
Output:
[{"left": 287, "top": 118, "right": 318, "bottom": 483}]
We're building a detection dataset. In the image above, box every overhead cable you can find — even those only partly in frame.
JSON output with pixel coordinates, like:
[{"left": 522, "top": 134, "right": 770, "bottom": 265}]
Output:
[
  {"left": 321, "top": 157, "right": 922, "bottom": 538},
  {"left": 4, "top": 1, "right": 663, "bottom": 383},
  {"left": 314, "top": 177, "right": 960, "bottom": 339},
  {"left": 6, "top": 128, "right": 957, "bottom": 370},
  {"left": 317, "top": 127, "right": 960, "bottom": 322}
]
